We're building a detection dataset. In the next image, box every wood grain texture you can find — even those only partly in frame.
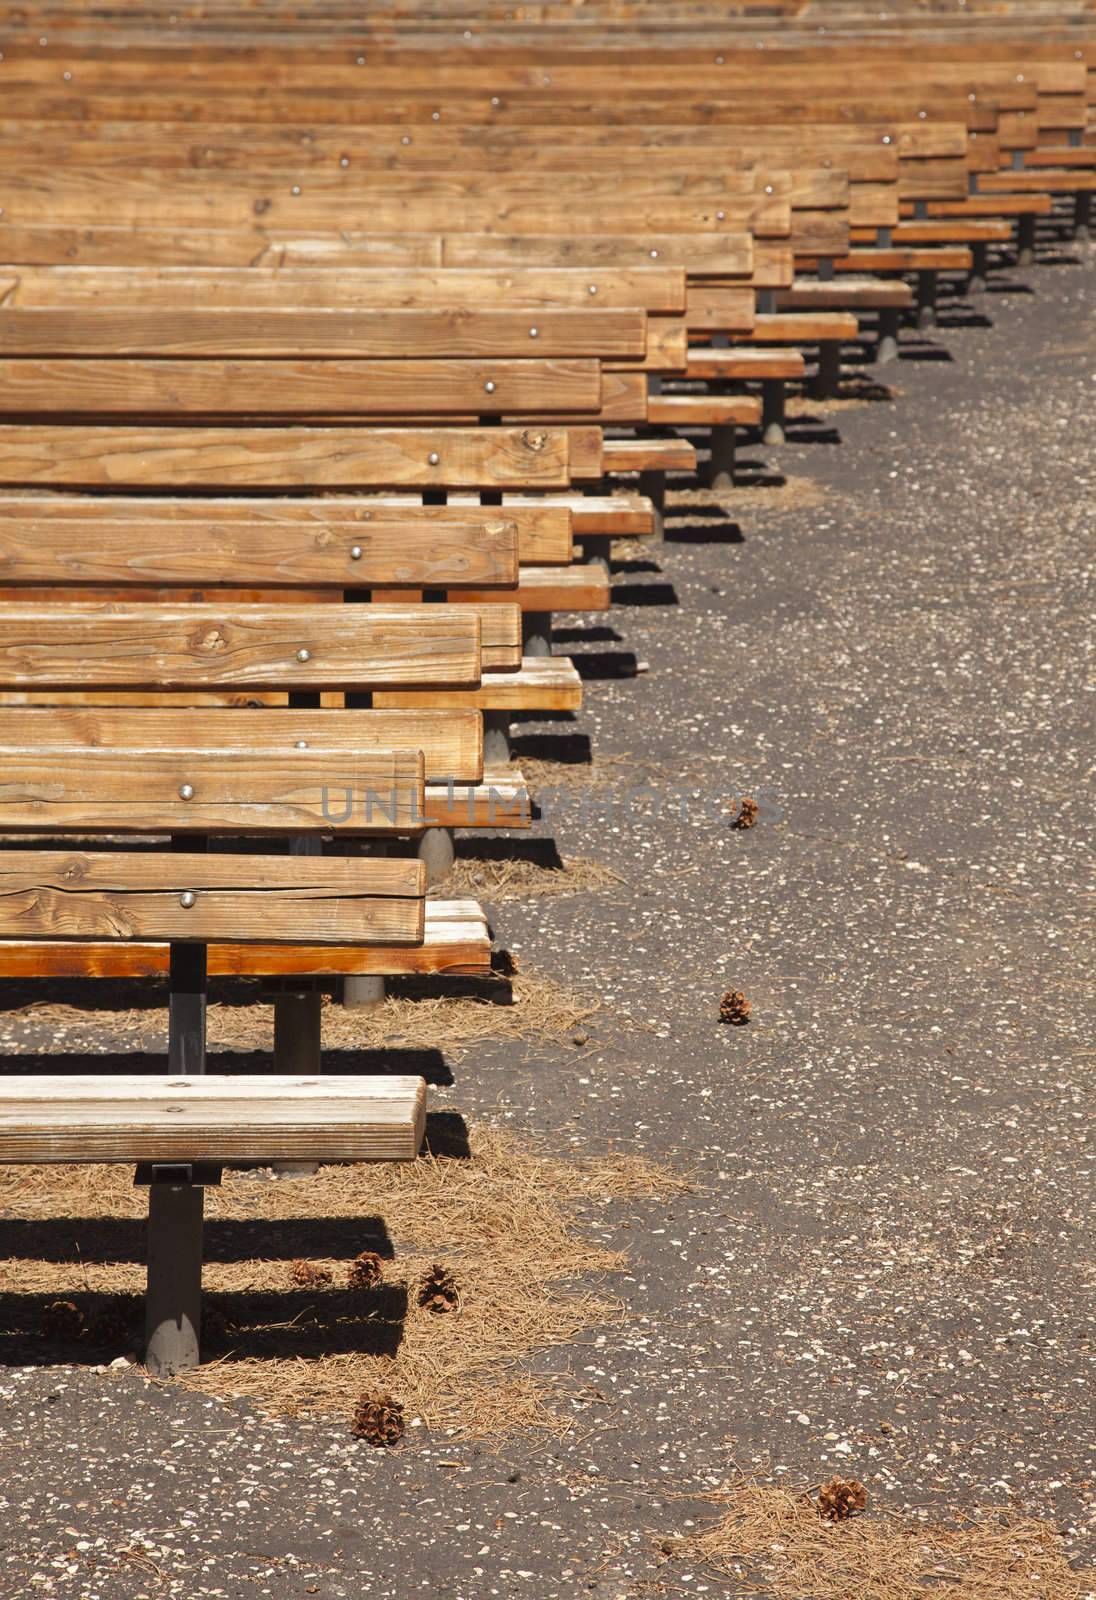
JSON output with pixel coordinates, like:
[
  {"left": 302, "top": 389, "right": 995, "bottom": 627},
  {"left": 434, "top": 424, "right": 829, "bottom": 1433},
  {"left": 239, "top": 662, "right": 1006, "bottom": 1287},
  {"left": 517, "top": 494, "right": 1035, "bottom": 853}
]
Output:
[
  {"left": 374, "top": 655, "right": 582, "bottom": 713},
  {"left": 0, "top": 706, "right": 484, "bottom": 783},
  {"left": 0, "top": 1074, "right": 427, "bottom": 1164},
  {"left": 0, "top": 306, "right": 646, "bottom": 359},
  {"left": 0, "top": 497, "right": 520, "bottom": 589},
  {"left": 0, "top": 264, "right": 687, "bottom": 314},
  {"left": 0, "top": 748, "right": 425, "bottom": 834},
  {"left": 0, "top": 426, "right": 572, "bottom": 489},
  {"left": 0, "top": 357, "right": 602, "bottom": 417},
  {"left": 0, "top": 605, "right": 481, "bottom": 690},
  {"left": 442, "top": 232, "right": 754, "bottom": 276},
  {"left": 0, "top": 898, "right": 492, "bottom": 979}
]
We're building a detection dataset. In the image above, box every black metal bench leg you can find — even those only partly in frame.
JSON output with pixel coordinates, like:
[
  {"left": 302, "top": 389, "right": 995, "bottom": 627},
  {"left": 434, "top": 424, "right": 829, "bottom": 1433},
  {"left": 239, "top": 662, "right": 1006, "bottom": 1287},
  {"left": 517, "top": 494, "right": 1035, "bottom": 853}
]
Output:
[
  {"left": 1075, "top": 191, "right": 1091, "bottom": 243},
  {"left": 916, "top": 270, "right": 938, "bottom": 331},
  {"left": 145, "top": 1177, "right": 205, "bottom": 1377},
  {"left": 1017, "top": 213, "right": 1037, "bottom": 267},
  {"left": 876, "top": 307, "right": 901, "bottom": 366},
  {"left": 968, "top": 241, "right": 989, "bottom": 295},
  {"left": 274, "top": 988, "right": 322, "bottom": 1074},
  {"left": 582, "top": 533, "right": 612, "bottom": 572},
  {"left": 707, "top": 423, "right": 736, "bottom": 490},
  {"left": 761, "top": 379, "right": 786, "bottom": 445},
  {"left": 812, "top": 341, "right": 841, "bottom": 399},
  {"left": 637, "top": 469, "right": 665, "bottom": 542}
]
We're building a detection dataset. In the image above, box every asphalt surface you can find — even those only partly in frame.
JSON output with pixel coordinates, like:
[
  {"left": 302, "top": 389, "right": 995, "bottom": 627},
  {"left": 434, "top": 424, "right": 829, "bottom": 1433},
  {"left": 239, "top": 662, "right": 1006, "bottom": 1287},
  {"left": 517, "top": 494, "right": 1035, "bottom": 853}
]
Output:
[{"left": 1, "top": 240, "right": 1094, "bottom": 1598}]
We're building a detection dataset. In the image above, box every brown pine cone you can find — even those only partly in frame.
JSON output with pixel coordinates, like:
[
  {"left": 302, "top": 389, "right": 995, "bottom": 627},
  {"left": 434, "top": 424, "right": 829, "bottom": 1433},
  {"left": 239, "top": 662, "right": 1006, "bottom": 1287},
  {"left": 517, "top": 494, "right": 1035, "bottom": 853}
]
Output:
[
  {"left": 719, "top": 990, "right": 751, "bottom": 1025},
  {"left": 417, "top": 1264, "right": 460, "bottom": 1314},
  {"left": 290, "top": 1259, "right": 333, "bottom": 1289},
  {"left": 346, "top": 1251, "right": 383, "bottom": 1291},
  {"left": 817, "top": 1476, "right": 867, "bottom": 1522},
  {"left": 732, "top": 797, "right": 759, "bottom": 830},
  {"left": 350, "top": 1391, "right": 405, "bottom": 1447},
  {"left": 42, "top": 1300, "right": 85, "bottom": 1340}
]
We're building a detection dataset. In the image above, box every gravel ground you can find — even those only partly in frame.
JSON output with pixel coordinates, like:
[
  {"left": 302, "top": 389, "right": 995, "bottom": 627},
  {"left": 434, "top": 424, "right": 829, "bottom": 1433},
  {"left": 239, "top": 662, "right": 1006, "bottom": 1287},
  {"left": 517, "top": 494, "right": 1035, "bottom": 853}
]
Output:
[{"left": 1, "top": 238, "right": 1094, "bottom": 1598}]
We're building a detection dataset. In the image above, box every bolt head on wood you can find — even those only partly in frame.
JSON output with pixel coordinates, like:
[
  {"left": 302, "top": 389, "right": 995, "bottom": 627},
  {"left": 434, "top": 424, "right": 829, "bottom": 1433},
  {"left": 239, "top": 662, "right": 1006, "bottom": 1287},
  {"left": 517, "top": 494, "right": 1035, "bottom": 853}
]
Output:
[
  {"left": 350, "top": 544, "right": 363, "bottom": 560},
  {"left": 178, "top": 783, "right": 194, "bottom": 801},
  {"left": 296, "top": 648, "right": 311, "bottom": 662},
  {"left": 179, "top": 891, "right": 196, "bottom": 909}
]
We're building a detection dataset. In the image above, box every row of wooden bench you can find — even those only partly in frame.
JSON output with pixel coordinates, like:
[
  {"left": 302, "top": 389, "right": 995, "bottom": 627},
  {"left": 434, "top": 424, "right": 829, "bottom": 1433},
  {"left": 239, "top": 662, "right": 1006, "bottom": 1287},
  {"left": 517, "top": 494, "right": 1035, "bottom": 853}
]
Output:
[{"left": 0, "top": 0, "right": 1092, "bottom": 1381}]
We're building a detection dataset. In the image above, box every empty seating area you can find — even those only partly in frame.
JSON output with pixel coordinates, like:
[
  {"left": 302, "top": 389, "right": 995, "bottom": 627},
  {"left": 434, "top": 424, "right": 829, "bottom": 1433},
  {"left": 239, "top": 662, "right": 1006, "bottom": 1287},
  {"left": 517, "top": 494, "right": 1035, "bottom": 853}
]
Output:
[{"left": 0, "top": 0, "right": 1091, "bottom": 1383}]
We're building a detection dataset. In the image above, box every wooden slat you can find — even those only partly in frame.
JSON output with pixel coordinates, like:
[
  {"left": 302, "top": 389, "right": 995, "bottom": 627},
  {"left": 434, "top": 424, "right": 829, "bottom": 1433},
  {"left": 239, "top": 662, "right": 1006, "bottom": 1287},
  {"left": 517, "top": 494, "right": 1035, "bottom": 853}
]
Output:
[
  {"left": 0, "top": 498, "right": 520, "bottom": 589},
  {"left": 686, "top": 347, "right": 806, "bottom": 381},
  {"left": 0, "top": 306, "right": 647, "bottom": 359},
  {"left": 0, "top": 357, "right": 602, "bottom": 416},
  {"left": 0, "top": 263, "right": 688, "bottom": 314},
  {"left": 0, "top": 898, "right": 492, "bottom": 979},
  {"left": 0, "top": 1074, "right": 427, "bottom": 1164},
  {"left": 647, "top": 394, "right": 762, "bottom": 428},
  {"left": 0, "top": 604, "right": 481, "bottom": 689},
  {"left": 601, "top": 436, "right": 697, "bottom": 473},
  {"left": 0, "top": 706, "right": 484, "bottom": 783},
  {"left": 0, "top": 749, "right": 425, "bottom": 834},
  {"left": 374, "top": 654, "right": 582, "bottom": 713},
  {"left": 0, "top": 426, "right": 573, "bottom": 489},
  {"left": 442, "top": 232, "right": 754, "bottom": 276}
]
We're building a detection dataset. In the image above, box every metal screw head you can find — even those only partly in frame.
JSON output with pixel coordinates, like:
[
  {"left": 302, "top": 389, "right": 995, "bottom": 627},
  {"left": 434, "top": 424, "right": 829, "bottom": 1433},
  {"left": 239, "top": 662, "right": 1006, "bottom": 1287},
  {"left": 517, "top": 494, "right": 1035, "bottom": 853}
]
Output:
[
  {"left": 1016, "top": 73, "right": 1024, "bottom": 82},
  {"left": 339, "top": 156, "right": 349, "bottom": 168},
  {"left": 588, "top": 284, "right": 598, "bottom": 295},
  {"left": 764, "top": 185, "right": 774, "bottom": 195},
  {"left": 295, "top": 739, "right": 309, "bottom": 750},
  {"left": 918, "top": 110, "right": 926, "bottom": 120},
  {"left": 350, "top": 544, "right": 363, "bottom": 560},
  {"left": 649, "top": 249, "right": 659, "bottom": 259},
  {"left": 484, "top": 380, "right": 496, "bottom": 394},
  {"left": 178, "top": 783, "right": 194, "bottom": 801},
  {"left": 428, "top": 451, "right": 440, "bottom": 465},
  {"left": 291, "top": 184, "right": 301, "bottom": 195},
  {"left": 401, "top": 135, "right": 411, "bottom": 145},
  {"left": 882, "top": 135, "right": 892, "bottom": 145},
  {"left": 297, "top": 648, "right": 311, "bottom": 663},
  {"left": 179, "top": 891, "right": 196, "bottom": 909},
  {"left": 431, "top": 110, "right": 440, "bottom": 121},
  {"left": 491, "top": 95, "right": 501, "bottom": 107},
  {"left": 528, "top": 326, "right": 538, "bottom": 338},
  {"left": 716, "top": 210, "right": 725, "bottom": 221}
]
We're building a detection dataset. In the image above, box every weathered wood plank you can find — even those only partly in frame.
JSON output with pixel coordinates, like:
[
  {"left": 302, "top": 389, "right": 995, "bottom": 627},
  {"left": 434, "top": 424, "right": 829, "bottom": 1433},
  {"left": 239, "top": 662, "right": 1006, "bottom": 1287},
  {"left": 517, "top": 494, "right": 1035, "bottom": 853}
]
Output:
[
  {"left": 0, "top": 749, "right": 426, "bottom": 834},
  {"left": 0, "top": 605, "right": 482, "bottom": 689},
  {"left": 0, "top": 357, "right": 602, "bottom": 416},
  {"left": 0, "top": 1074, "right": 427, "bottom": 1164},
  {"left": 0, "top": 306, "right": 646, "bottom": 359},
  {"left": 0, "top": 426, "right": 572, "bottom": 489},
  {"left": 0, "top": 497, "right": 520, "bottom": 589},
  {"left": 0, "top": 706, "right": 484, "bottom": 783}
]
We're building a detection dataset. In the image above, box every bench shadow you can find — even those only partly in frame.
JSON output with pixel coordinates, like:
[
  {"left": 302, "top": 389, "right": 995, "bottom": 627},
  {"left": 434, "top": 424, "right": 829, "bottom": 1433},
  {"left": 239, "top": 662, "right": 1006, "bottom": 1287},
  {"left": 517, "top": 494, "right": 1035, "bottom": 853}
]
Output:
[
  {"left": 0, "top": 1045, "right": 454, "bottom": 1086},
  {"left": 610, "top": 556, "right": 661, "bottom": 575},
  {"left": 610, "top": 581, "right": 679, "bottom": 607},
  {"left": 571, "top": 651, "right": 639, "bottom": 680},
  {"left": 664, "top": 510, "right": 745, "bottom": 546},
  {"left": 510, "top": 728, "right": 593, "bottom": 764},
  {"left": 0, "top": 1282, "right": 410, "bottom": 1365},
  {"left": 551, "top": 624, "right": 622, "bottom": 644}
]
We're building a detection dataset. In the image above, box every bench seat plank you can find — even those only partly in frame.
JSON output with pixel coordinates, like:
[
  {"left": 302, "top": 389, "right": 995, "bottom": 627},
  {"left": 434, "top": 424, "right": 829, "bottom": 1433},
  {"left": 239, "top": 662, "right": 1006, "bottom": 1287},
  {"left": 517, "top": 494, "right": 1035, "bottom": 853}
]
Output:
[
  {"left": 740, "top": 312, "right": 861, "bottom": 344},
  {"left": 0, "top": 497, "right": 521, "bottom": 589},
  {"left": 0, "top": 849, "right": 426, "bottom": 944},
  {"left": 0, "top": 357, "right": 602, "bottom": 417},
  {"left": 0, "top": 604, "right": 485, "bottom": 688},
  {"left": 686, "top": 348, "right": 806, "bottom": 381},
  {"left": 602, "top": 436, "right": 697, "bottom": 473},
  {"left": 375, "top": 654, "right": 582, "bottom": 713},
  {"left": 0, "top": 1074, "right": 427, "bottom": 1165},
  {"left": 0, "top": 706, "right": 484, "bottom": 783},
  {"left": 0, "top": 426, "right": 573, "bottom": 489},
  {"left": 0, "top": 749, "right": 425, "bottom": 834},
  {"left": 775, "top": 277, "right": 916, "bottom": 310},
  {"left": 0, "top": 899, "right": 492, "bottom": 979},
  {"left": 646, "top": 394, "right": 762, "bottom": 428},
  {"left": 0, "top": 307, "right": 647, "bottom": 359}
]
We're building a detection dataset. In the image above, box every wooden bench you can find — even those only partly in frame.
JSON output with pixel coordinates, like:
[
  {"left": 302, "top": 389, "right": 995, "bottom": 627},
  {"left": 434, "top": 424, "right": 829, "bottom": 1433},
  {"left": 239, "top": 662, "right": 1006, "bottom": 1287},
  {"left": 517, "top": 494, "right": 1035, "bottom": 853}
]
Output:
[{"left": 0, "top": 1075, "right": 426, "bottom": 1376}]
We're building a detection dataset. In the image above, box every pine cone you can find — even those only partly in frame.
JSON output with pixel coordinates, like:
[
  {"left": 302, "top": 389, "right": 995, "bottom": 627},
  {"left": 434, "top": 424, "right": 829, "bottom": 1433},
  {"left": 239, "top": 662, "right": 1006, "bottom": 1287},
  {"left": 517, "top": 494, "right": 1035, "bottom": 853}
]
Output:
[
  {"left": 417, "top": 1264, "right": 460, "bottom": 1314},
  {"left": 817, "top": 1476, "right": 867, "bottom": 1522},
  {"left": 719, "top": 990, "right": 751, "bottom": 1025},
  {"left": 42, "top": 1300, "right": 85, "bottom": 1340},
  {"left": 346, "top": 1251, "right": 383, "bottom": 1291},
  {"left": 290, "top": 1259, "right": 333, "bottom": 1289},
  {"left": 732, "top": 797, "right": 759, "bottom": 830},
  {"left": 350, "top": 1391, "right": 405, "bottom": 1447}
]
